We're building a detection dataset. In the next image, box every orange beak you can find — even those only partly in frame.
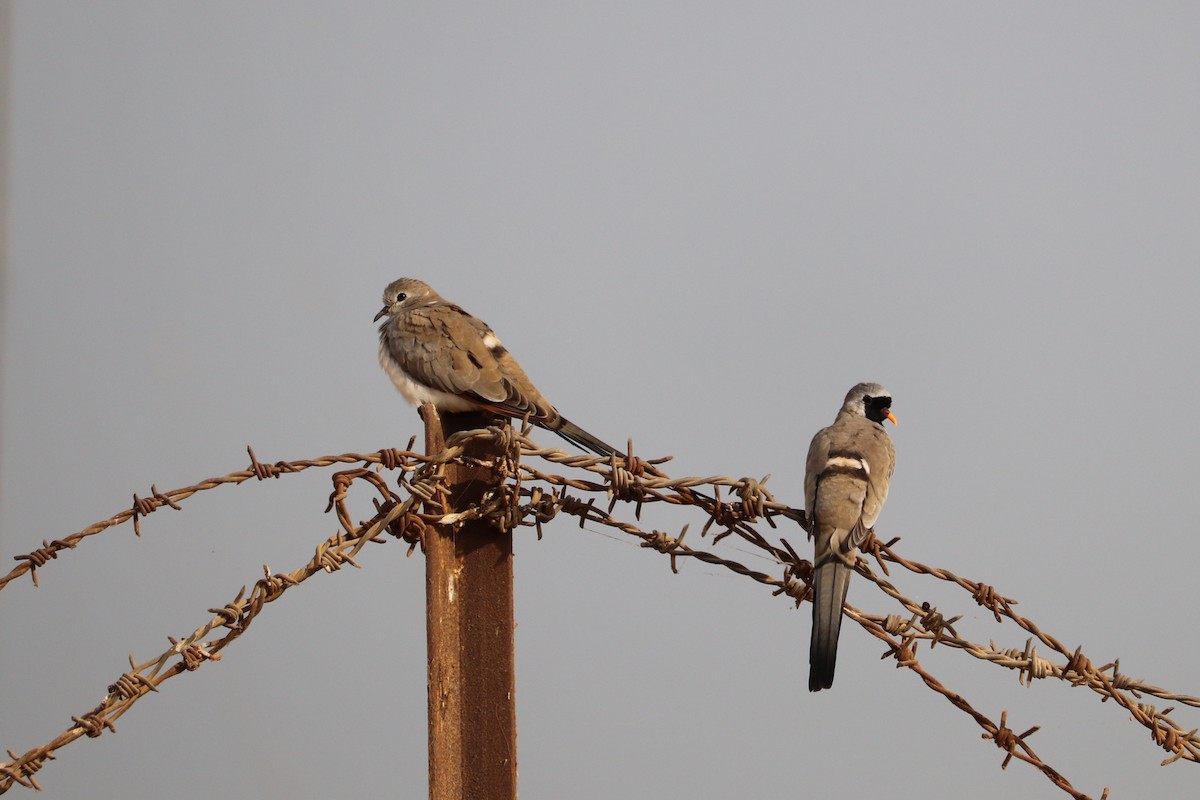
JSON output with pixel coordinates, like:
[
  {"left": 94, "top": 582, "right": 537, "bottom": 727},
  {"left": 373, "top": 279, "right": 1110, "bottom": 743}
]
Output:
[{"left": 885, "top": 410, "right": 898, "bottom": 426}]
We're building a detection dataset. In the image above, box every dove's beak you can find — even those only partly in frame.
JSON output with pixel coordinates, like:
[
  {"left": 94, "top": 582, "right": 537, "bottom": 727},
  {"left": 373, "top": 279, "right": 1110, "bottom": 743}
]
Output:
[{"left": 373, "top": 306, "right": 389, "bottom": 323}]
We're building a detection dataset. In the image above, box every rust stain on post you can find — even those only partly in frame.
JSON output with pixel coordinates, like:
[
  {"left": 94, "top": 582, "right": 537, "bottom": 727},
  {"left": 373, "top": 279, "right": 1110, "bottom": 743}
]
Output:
[{"left": 422, "top": 404, "right": 517, "bottom": 800}]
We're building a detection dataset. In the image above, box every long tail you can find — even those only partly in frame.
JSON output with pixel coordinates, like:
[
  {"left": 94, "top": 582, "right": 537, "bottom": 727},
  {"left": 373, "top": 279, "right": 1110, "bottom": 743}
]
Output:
[
  {"left": 809, "top": 555, "right": 852, "bottom": 692},
  {"left": 544, "top": 417, "right": 722, "bottom": 513},
  {"left": 545, "top": 417, "right": 619, "bottom": 457}
]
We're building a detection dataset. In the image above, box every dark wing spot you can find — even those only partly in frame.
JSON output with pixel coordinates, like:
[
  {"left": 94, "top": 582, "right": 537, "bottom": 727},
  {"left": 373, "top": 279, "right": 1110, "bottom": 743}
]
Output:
[{"left": 467, "top": 352, "right": 484, "bottom": 369}]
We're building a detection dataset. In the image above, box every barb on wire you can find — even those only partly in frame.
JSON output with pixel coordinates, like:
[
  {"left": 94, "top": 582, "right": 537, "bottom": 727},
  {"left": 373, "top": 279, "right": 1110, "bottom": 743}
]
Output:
[{"left": 2, "top": 426, "right": 1192, "bottom": 798}]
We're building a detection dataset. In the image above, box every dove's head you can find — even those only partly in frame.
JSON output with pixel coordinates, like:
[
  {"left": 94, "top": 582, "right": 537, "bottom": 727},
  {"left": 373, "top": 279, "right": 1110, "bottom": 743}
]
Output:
[
  {"left": 841, "top": 382, "right": 897, "bottom": 426},
  {"left": 374, "top": 278, "right": 443, "bottom": 322}
]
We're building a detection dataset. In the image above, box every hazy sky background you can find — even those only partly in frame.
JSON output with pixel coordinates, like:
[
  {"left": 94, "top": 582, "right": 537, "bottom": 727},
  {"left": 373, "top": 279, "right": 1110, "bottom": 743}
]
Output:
[{"left": 3, "top": 3, "right": 1199, "bottom": 798}]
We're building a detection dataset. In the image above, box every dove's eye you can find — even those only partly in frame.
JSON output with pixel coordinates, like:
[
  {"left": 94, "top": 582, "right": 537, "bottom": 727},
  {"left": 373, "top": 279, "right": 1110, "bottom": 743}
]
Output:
[{"left": 396, "top": 292, "right": 407, "bottom": 302}]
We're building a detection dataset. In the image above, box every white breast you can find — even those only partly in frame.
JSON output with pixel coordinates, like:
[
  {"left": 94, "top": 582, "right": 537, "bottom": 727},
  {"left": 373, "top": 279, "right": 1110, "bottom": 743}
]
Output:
[{"left": 379, "top": 341, "right": 477, "bottom": 412}]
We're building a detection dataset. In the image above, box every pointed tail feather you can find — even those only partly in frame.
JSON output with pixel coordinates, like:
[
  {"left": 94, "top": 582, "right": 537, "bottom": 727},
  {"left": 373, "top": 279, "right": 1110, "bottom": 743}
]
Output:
[
  {"left": 546, "top": 417, "right": 619, "bottom": 457},
  {"left": 545, "top": 417, "right": 728, "bottom": 513},
  {"left": 809, "top": 555, "right": 852, "bottom": 692}
]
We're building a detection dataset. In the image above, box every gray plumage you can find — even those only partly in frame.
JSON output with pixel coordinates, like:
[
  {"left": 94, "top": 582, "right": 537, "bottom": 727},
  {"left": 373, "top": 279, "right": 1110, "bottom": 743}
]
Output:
[
  {"left": 805, "top": 382, "right": 897, "bottom": 692},
  {"left": 375, "top": 278, "right": 617, "bottom": 456}
]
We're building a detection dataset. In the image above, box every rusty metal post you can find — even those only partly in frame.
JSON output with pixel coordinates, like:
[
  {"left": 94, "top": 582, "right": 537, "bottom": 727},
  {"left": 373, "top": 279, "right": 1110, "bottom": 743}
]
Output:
[{"left": 422, "top": 404, "right": 517, "bottom": 800}]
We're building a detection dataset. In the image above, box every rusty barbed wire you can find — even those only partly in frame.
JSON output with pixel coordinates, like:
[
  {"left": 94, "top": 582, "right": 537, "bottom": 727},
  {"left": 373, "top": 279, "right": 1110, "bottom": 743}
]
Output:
[
  {"left": 1, "top": 446, "right": 424, "bottom": 591},
  {"left": 2, "top": 427, "right": 1191, "bottom": 797},
  {"left": 0, "top": 441, "right": 460, "bottom": 793}
]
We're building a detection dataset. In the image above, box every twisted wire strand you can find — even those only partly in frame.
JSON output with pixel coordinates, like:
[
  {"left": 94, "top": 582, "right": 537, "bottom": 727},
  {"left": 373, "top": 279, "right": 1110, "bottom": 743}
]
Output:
[{"left": 2, "top": 428, "right": 1188, "bottom": 797}]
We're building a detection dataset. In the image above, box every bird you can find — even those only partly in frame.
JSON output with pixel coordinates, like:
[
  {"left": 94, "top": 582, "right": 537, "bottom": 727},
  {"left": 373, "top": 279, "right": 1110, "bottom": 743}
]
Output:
[
  {"left": 375, "top": 278, "right": 618, "bottom": 456},
  {"left": 805, "top": 382, "right": 897, "bottom": 692}
]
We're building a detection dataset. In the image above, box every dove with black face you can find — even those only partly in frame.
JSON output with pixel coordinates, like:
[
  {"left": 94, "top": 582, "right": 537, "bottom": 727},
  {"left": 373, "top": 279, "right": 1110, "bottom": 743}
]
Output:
[{"left": 805, "top": 382, "right": 897, "bottom": 692}]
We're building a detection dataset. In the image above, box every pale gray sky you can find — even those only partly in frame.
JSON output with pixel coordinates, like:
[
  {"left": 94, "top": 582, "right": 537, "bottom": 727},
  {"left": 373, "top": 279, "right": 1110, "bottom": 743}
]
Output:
[{"left": 3, "top": 3, "right": 1199, "bottom": 798}]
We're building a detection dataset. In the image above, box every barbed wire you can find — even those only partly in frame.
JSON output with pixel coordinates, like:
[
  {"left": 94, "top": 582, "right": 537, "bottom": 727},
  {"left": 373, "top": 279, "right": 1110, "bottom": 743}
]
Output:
[{"left": 1, "top": 426, "right": 1194, "bottom": 796}]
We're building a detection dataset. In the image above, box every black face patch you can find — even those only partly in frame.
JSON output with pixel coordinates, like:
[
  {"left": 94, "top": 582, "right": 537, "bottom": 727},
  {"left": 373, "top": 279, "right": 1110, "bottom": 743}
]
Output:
[{"left": 864, "top": 395, "right": 893, "bottom": 424}]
